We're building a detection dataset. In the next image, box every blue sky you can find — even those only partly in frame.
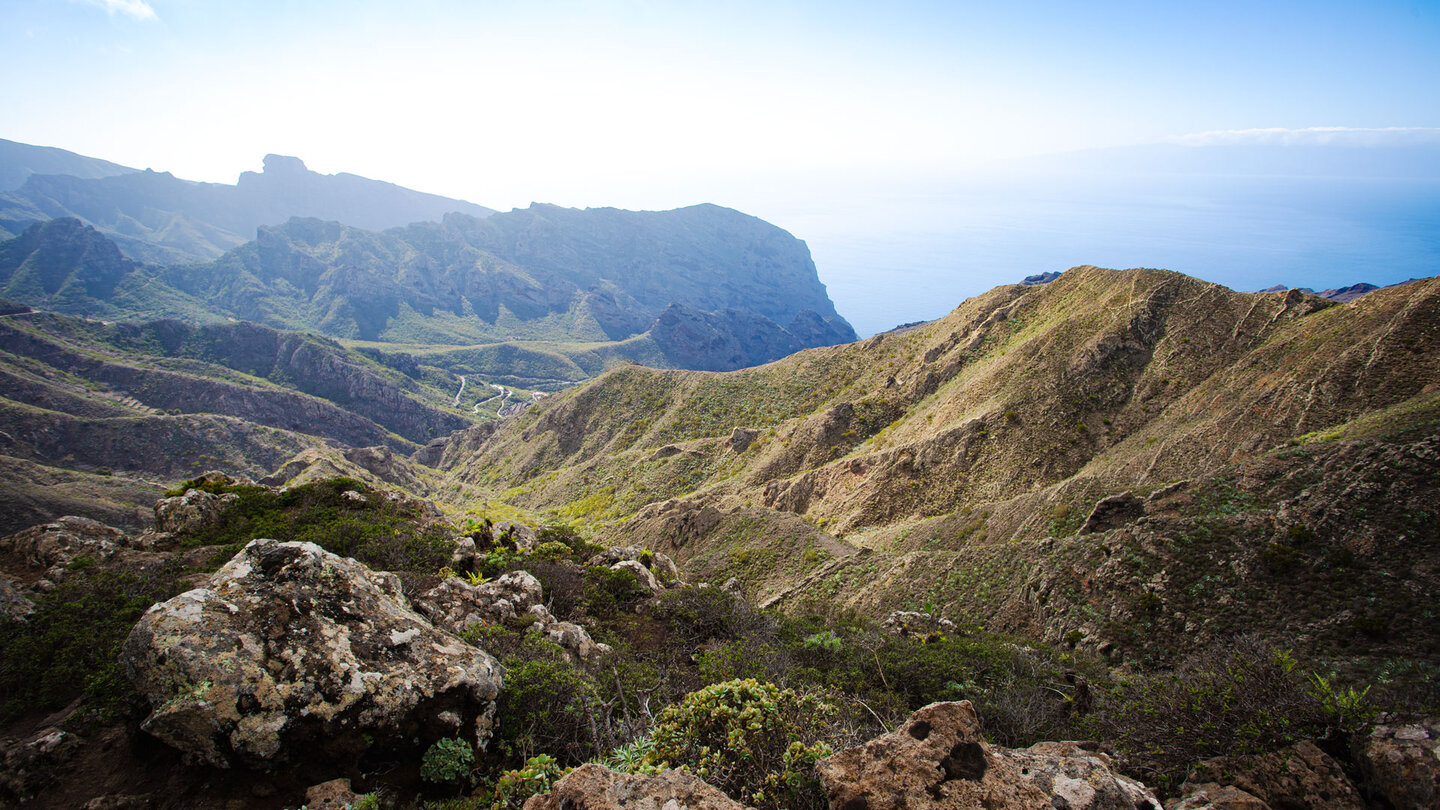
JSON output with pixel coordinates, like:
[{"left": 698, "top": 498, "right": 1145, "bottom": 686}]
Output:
[{"left": 3, "top": 0, "right": 1439, "bottom": 332}]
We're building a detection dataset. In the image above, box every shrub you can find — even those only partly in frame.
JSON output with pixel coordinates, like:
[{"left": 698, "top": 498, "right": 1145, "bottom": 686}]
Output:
[
  {"left": 0, "top": 565, "right": 184, "bottom": 721},
  {"left": 491, "top": 754, "right": 566, "bottom": 810},
  {"left": 421, "top": 736, "right": 476, "bottom": 787},
  {"left": 1088, "top": 636, "right": 1333, "bottom": 796},
  {"left": 645, "top": 679, "right": 835, "bottom": 810},
  {"left": 494, "top": 635, "right": 596, "bottom": 763}
]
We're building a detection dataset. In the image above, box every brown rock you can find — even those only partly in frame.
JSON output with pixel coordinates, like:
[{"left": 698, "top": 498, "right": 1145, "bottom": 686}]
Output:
[
  {"left": 1185, "top": 740, "right": 1362, "bottom": 810},
  {"left": 305, "top": 777, "right": 364, "bottom": 809},
  {"left": 817, "top": 703, "right": 1161, "bottom": 810},
  {"left": 816, "top": 701, "right": 1050, "bottom": 810},
  {"left": 1165, "top": 783, "right": 1271, "bottom": 810},
  {"left": 1081, "top": 493, "right": 1145, "bottom": 534},
  {"left": 523, "top": 763, "right": 745, "bottom": 810},
  {"left": 1353, "top": 720, "right": 1440, "bottom": 810}
]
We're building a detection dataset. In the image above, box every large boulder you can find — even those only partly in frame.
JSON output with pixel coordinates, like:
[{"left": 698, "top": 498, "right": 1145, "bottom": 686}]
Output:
[
  {"left": 1352, "top": 720, "right": 1440, "bottom": 810},
  {"left": 1001, "top": 741, "right": 1161, "bottom": 810},
  {"left": 1182, "top": 740, "right": 1363, "bottom": 810},
  {"left": 0, "top": 516, "right": 131, "bottom": 582},
  {"left": 153, "top": 488, "right": 238, "bottom": 535},
  {"left": 523, "top": 763, "right": 745, "bottom": 810},
  {"left": 121, "top": 539, "right": 501, "bottom": 770},
  {"left": 816, "top": 701, "right": 1160, "bottom": 810}
]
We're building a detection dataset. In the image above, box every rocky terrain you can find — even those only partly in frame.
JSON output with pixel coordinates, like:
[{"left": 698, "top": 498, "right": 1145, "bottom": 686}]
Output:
[
  {"left": 0, "top": 306, "right": 473, "bottom": 533},
  {"left": 0, "top": 474, "right": 1434, "bottom": 809}
]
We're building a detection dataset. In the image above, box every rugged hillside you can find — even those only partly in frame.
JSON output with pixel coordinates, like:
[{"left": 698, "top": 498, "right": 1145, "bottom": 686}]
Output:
[
  {"left": 0, "top": 138, "right": 135, "bottom": 196},
  {"left": 438, "top": 266, "right": 1440, "bottom": 671},
  {"left": 0, "top": 210, "right": 855, "bottom": 373},
  {"left": 0, "top": 153, "right": 494, "bottom": 264},
  {"left": 0, "top": 310, "right": 477, "bottom": 532}
]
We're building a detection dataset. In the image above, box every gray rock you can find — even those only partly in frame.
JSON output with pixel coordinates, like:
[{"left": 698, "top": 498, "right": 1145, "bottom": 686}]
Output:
[
  {"left": 524, "top": 763, "right": 746, "bottom": 810},
  {"left": 153, "top": 488, "right": 238, "bottom": 535},
  {"left": 1353, "top": 720, "right": 1440, "bottom": 810},
  {"left": 883, "top": 611, "right": 958, "bottom": 638},
  {"left": 1165, "top": 783, "right": 1270, "bottom": 810},
  {"left": 0, "top": 727, "right": 80, "bottom": 804},
  {"left": 121, "top": 539, "right": 501, "bottom": 769}
]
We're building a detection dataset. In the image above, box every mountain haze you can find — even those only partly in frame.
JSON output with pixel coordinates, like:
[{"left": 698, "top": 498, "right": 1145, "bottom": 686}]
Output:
[{"left": 0, "top": 148, "right": 495, "bottom": 262}]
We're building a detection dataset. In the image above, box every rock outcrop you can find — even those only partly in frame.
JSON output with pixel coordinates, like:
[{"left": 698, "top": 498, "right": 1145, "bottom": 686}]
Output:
[
  {"left": 414, "top": 570, "right": 610, "bottom": 664},
  {"left": 121, "top": 539, "right": 502, "bottom": 769},
  {"left": 524, "top": 763, "right": 746, "bottom": 810},
  {"left": 816, "top": 701, "right": 1160, "bottom": 810},
  {"left": 0, "top": 515, "right": 132, "bottom": 585},
  {"left": 1352, "top": 720, "right": 1440, "bottom": 810},
  {"left": 1182, "top": 741, "right": 1364, "bottom": 810}
]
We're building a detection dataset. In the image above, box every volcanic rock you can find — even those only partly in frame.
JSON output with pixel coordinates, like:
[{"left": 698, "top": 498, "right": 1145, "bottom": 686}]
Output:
[{"left": 121, "top": 538, "right": 501, "bottom": 769}]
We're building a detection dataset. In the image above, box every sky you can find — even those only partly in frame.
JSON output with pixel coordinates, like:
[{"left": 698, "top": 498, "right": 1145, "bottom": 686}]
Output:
[{"left": 3, "top": 0, "right": 1440, "bottom": 334}]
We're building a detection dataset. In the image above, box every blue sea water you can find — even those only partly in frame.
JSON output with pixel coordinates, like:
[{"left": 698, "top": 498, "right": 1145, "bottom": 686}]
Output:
[{"left": 786, "top": 174, "right": 1440, "bottom": 337}]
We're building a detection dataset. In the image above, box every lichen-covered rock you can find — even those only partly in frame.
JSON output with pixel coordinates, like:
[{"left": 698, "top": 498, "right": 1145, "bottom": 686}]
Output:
[
  {"left": 417, "top": 570, "right": 547, "bottom": 629},
  {"left": 588, "top": 546, "right": 682, "bottom": 586},
  {"left": 415, "top": 571, "right": 610, "bottom": 664},
  {"left": 882, "top": 611, "right": 957, "bottom": 638},
  {"left": 523, "top": 763, "right": 745, "bottom": 810},
  {"left": 0, "top": 516, "right": 131, "bottom": 581},
  {"left": 0, "top": 575, "right": 33, "bottom": 620},
  {"left": 1164, "top": 783, "right": 1270, "bottom": 810},
  {"left": 816, "top": 702, "right": 1160, "bottom": 810},
  {"left": 613, "top": 559, "right": 663, "bottom": 594},
  {"left": 1001, "top": 741, "right": 1161, "bottom": 809},
  {"left": 121, "top": 539, "right": 501, "bottom": 770},
  {"left": 1352, "top": 720, "right": 1440, "bottom": 810},
  {"left": 0, "top": 727, "right": 80, "bottom": 804},
  {"left": 153, "top": 488, "right": 239, "bottom": 535},
  {"left": 1183, "top": 740, "right": 1363, "bottom": 810}
]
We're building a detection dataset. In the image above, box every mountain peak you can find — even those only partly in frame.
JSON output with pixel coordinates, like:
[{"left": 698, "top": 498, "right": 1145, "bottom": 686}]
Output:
[{"left": 261, "top": 154, "right": 308, "bottom": 175}]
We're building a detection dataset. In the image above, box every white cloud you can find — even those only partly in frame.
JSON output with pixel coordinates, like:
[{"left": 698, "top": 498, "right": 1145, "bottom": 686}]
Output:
[
  {"left": 71, "top": 0, "right": 157, "bottom": 21},
  {"left": 1169, "top": 127, "right": 1440, "bottom": 147}
]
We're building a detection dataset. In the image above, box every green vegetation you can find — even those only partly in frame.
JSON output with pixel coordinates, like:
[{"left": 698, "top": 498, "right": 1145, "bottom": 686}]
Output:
[
  {"left": 166, "top": 476, "right": 455, "bottom": 573},
  {"left": 0, "top": 565, "right": 186, "bottom": 722},
  {"left": 645, "top": 679, "right": 834, "bottom": 810}
]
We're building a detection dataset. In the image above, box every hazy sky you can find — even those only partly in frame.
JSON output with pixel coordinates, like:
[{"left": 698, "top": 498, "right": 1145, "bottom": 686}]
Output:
[
  {"left": 5, "top": 0, "right": 1436, "bottom": 205},
  {"left": 4, "top": 0, "right": 1439, "bottom": 333}
]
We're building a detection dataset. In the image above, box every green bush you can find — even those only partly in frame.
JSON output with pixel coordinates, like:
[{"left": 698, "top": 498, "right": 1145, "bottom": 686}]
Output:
[
  {"left": 490, "top": 754, "right": 566, "bottom": 810},
  {"left": 645, "top": 679, "right": 835, "bottom": 810},
  {"left": 421, "top": 737, "right": 476, "bottom": 786},
  {"left": 164, "top": 477, "right": 453, "bottom": 574},
  {"left": 0, "top": 566, "right": 185, "bottom": 721}
]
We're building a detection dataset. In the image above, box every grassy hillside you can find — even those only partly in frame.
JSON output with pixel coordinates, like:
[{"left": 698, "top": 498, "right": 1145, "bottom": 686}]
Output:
[{"left": 437, "top": 267, "right": 1440, "bottom": 673}]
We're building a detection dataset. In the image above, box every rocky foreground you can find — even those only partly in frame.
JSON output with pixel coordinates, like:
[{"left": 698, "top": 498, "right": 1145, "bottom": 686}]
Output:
[{"left": 0, "top": 477, "right": 1436, "bottom": 809}]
